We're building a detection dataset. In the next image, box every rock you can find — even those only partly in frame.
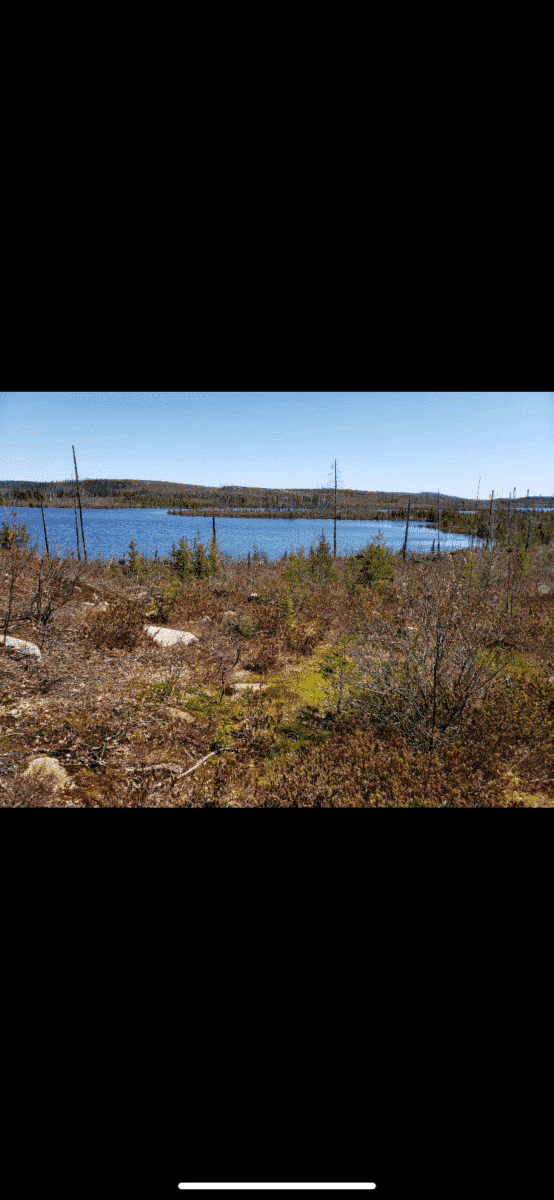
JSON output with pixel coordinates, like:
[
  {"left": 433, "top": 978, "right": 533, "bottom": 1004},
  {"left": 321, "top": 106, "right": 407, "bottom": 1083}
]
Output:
[
  {"left": 144, "top": 626, "right": 199, "bottom": 648},
  {"left": 168, "top": 708, "right": 195, "bottom": 723},
  {"left": 21, "top": 756, "right": 75, "bottom": 792},
  {"left": 231, "top": 682, "right": 268, "bottom": 695},
  {"left": 201, "top": 615, "right": 212, "bottom": 623},
  {"left": 0, "top": 635, "right": 41, "bottom": 660},
  {"left": 82, "top": 601, "right": 109, "bottom": 612},
  {"left": 538, "top": 584, "right": 551, "bottom": 595}
]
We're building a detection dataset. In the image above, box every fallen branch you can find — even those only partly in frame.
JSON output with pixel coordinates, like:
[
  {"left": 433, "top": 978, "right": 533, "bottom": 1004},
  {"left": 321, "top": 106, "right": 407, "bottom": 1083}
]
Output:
[{"left": 181, "top": 745, "right": 239, "bottom": 778}]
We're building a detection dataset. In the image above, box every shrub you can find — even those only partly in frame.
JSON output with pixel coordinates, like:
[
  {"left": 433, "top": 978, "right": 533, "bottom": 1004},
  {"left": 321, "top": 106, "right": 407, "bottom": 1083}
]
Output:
[
  {"left": 345, "top": 574, "right": 511, "bottom": 753},
  {"left": 152, "top": 577, "right": 183, "bottom": 624},
  {"left": 0, "top": 512, "right": 34, "bottom": 551},
  {"left": 318, "top": 634, "right": 360, "bottom": 714},
  {"left": 279, "top": 586, "right": 296, "bottom": 631},
  {"left": 348, "top": 535, "right": 394, "bottom": 593},
  {"left": 222, "top": 610, "right": 256, "bottom": 639},
  {"left": 82, "top": 596, "right": 146, "bottom": 651},
  {"left": 243, "top": 634, "right": 282, "bottom": 674}
]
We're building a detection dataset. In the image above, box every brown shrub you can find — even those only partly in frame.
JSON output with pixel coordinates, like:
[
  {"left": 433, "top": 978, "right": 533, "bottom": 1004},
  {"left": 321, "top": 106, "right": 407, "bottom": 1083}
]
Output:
[
  {"left": 167, "top": 581, "right": 249, "bottom": 625},
  {"left": 252, "top": 718, "right": 514, "bottom": 808},
  {"left": 243, "top": 634, "right": 283, "bottom": 674},
  {"left": 80, "top": 596, "right": 148, "bottom": 652}
]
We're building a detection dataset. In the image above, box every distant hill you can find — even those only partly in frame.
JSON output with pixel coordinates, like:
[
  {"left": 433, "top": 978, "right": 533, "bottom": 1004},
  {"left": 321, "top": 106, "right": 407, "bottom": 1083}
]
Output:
[
  {"left": 0, "top": 481, "right": 549, "bottom": 510},
  {"left": 418, "top": 491, "right": 460, "bottom": 499},
  {"left": 0, "top": 481, "right": 479, "bottom": 499}
]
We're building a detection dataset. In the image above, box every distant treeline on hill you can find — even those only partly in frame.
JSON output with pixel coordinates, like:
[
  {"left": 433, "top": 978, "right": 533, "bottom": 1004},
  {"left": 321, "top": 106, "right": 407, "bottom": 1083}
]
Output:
[{"left": 1, "top": 479, "right": 552, "bottom": 517}]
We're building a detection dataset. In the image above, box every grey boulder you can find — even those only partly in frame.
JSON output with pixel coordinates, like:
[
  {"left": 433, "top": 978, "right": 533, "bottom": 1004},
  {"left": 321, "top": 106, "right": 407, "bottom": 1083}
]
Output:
[
  {"left": 1, "top": 635, "right": 41, "bottom": 660},
  {"left": 144, "top": 626, "right": 199, "bottom": 648}
]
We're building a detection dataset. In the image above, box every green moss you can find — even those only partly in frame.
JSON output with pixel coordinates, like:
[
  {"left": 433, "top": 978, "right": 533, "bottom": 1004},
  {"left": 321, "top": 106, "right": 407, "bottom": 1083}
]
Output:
[
  {"left": 477, "top": 648, "right": 538, "bottom": 682},
  {"left": 293, "top": 667, "right": 328, "bottom": 709},
  {"left": 269, "top": 716, "right": 330, "bottom": 762},
  {"left": 183, "top": 689, "right": 220, "bottom": 718},
  {"left": 504, "top": 772, "right": 552, "bottom": 807},
  {"left": 504, "top": 652, "right": 539, "bottom": 680}
]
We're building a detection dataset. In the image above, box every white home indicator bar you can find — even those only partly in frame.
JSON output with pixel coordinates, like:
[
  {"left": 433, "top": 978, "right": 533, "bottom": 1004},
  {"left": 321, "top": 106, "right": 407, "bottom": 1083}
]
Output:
[{"left": 178, "top": 1187, "right": 376, "bottom": 1192}]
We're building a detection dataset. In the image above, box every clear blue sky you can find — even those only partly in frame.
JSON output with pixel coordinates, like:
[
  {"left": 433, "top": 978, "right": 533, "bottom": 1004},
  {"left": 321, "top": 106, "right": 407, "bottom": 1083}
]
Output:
[{"left": 1, "top": 391, "right": 552, "bottom": 499}]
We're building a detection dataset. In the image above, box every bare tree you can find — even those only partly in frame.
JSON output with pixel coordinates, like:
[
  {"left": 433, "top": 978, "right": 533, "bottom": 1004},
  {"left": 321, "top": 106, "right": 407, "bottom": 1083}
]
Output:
[
  {"left": 488, "top": 490, "right": 495, "bottom": 548},
  {"left": 327, "top": 458, "right": 344, "bottom": 558},
  {"left": 402, "top": 498, "right": 411, "bottom": 562},
  {"left": 72, "top": 446, "right": 88, "bottom": 562},
  {"left": 32, "top": 491, "right": 50, "bottom": 559},
  {"left": 73, "top": 497, "right": 81, "bottom": 560}
]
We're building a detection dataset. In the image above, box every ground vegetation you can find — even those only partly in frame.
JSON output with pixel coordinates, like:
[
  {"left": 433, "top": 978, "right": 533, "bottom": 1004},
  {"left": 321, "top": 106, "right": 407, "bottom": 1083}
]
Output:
[{"left": 1, "top": 521, "right": 553, "bottom": 808}]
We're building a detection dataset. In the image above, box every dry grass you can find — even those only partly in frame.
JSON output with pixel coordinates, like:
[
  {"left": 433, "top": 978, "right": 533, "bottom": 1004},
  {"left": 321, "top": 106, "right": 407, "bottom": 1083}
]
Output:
[{"left": 1, "top": 542, "right": 553, "bottom": 807}]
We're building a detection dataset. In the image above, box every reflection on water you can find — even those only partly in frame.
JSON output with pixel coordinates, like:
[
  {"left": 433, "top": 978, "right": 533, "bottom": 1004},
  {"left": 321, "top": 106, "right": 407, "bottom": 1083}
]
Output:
[{"left": 1, "top": 506, "right": 483, "bottom": 563}]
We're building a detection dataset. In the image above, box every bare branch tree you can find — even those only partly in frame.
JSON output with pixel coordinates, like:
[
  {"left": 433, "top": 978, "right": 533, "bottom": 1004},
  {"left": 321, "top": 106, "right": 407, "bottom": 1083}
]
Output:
[
  {"left": 402, "top": 498, "right": 411, "bottom": 562},
  {"left": 72, "top": 445, "right": 88, "bottom": 562},
  {"left": 326, "top": 458, "right": 345, "bottom": 558}
]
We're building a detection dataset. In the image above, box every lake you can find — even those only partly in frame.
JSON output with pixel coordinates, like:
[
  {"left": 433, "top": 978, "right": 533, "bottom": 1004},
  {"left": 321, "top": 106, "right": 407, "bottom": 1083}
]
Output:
[{"left": 1, "top": 506, "right": 482, "bottom": 563}]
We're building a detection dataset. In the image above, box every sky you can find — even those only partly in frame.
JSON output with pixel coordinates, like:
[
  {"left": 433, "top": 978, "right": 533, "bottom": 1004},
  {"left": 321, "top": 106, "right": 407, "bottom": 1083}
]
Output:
[{"left": 1, "top": 391, "right": 552, "bottom": 499}]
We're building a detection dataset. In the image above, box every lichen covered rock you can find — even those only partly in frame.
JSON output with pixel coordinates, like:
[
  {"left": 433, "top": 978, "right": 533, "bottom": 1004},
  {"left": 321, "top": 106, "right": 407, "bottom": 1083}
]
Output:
[
  {"left": 21, "top": 756, "right": 74, "bottom": 792},
  {"left": 0, "top": 635, "right": 41, "bottom": 659},
  {"left": 144, "top": 626, "right": 199, "bottom": 648}
]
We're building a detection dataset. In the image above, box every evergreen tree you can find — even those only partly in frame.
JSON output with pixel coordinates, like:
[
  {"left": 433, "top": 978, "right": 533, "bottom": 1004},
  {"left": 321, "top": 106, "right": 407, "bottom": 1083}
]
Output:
[
  {"left": 283, "top": 551, "right": 306, "bottom": 591},
  {"left": 309, "top": 529, "right": 337, "bottom": 583},
  {"left": 207, "top": 534, "right": 221, "bottom": 578},
  {"left": 279, "top": 585, "right": 296, "bottom": 627},
  {"left": 192, "top": 534, "right": 210, "bottom": 579},
  {"left": 128, "top": 538, "right": 140, "bottom": 574},
  {"left": 170, "top": 537, "right": 193, "bottom": 581},
  {"left": 350, "top": 535, "right": 394, "bottom": 592}
]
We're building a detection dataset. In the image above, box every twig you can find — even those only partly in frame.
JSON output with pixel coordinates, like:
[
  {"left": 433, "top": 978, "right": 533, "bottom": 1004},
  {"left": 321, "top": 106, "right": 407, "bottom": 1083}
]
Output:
[
  {"left": 181, "top": 745, "right": 239, "bottom": 778},
  {"left": 219, "top": 643, "right": 241, "bottom": 701}
]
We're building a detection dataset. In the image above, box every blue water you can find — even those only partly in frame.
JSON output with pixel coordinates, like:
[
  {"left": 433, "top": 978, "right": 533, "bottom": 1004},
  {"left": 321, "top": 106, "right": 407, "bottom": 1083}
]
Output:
[{"left": 1, "top": 506, "right": 482, "bottom": 562}]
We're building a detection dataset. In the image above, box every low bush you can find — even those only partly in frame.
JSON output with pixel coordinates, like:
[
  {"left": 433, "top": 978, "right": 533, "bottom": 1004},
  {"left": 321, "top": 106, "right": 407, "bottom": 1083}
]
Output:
[
  {"left": 243, "top": 634, "right": 283, "bottom": 674},
  {"left": 221, "top": 610, "right": 257, "bottom": 639},
  {"left": 347, "top": 535, "right": 394, "bottom": 593},
  {"left": 80, "top": 596, "right": 147, "bottom": 652}
]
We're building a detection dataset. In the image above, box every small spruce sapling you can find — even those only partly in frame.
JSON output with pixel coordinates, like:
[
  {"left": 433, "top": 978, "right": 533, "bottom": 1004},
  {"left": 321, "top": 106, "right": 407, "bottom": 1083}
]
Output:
[{"left": 309, "top": 529, "right": 337, "bottom": 583}]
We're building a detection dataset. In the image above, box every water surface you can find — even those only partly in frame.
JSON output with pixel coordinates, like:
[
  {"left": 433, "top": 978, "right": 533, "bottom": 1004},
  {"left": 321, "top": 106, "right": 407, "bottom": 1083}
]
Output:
[{"left": 1, "top": 506, "right": 482, "bottom": 562}]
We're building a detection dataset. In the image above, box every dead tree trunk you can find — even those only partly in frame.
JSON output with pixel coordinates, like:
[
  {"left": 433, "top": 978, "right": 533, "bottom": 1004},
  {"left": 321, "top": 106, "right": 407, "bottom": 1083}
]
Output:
[
  {"left": 73, "top": 498, "right": 81, "bottom": 561},
  {"left": 72, "top": 445, "right": 88, "bottom": 562},
  {"left": 402, "top": 499, "right": 411, "bottom": 562}
]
